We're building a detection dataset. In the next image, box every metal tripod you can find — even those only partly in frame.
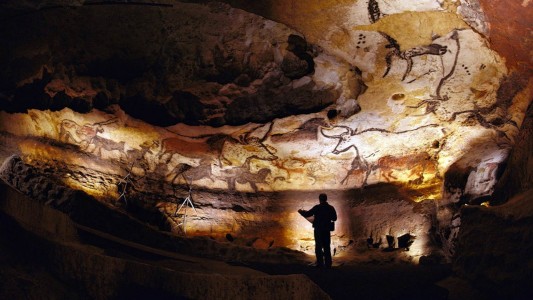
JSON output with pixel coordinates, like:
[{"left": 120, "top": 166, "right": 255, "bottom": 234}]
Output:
[
  {"left": 116, "top": 161, "right": 138, "bottom": 206},
  {"left": 117, "top": 173, "right": 133, "bottom": 206},
  {"left": 173, "top": 177, "right": 198, "bottom": 234}
]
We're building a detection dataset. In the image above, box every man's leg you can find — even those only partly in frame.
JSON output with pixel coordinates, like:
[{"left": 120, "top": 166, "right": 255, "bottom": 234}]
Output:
[
  {"left": 323, "top": 231, "right": 332, "bottom": 268},
  {"left": 314, "top": 230, "right": 324, "bottom": 267}
]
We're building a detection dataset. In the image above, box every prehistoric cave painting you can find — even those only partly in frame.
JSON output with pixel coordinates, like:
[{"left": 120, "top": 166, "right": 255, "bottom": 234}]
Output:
[
  {"left": 340, "top": 155, "right": 372, "bottom": 186},
  {"left": 130, "top": 123, "right": 281, "bottom": 189},
  {"left": 58, "top": 117, "right": 126, "bottom": 159},
  {"left": 157, "top": 137, "right": 214, "bottom": 164},
  {"left": 269, "top": 118, "right": 327, "bottom": 143},
  {"left": 167, "top": 159, "right": 215, "bottom": 186},
  {"left": 321, "top": 124, "right": 438, "bottom": 156},
  {"left": 226, "top": 168, "right": 272, "bottom": 192},
  {"left": 90, "top": 135, "right": 127, "bottom": 160},
  {"left": 460, "top": 64, "right": 471, "bottom": 76},
  {"left": 376, "top": 152, "right": 437, "bottom": 184},
  {"left": 356, "top": 33, "right": 367, "bottom": 50},
  {"left": 449, "top": 109, "right": 511, "bottom": 132},
  {"left": 368, "top": 1, "right": 494, "bottom": 124},
  {"left": 447, "top": 74, "right": 525, "bottom": 137},
  {"left": 368, "top": 0, "right": 449, "bottom": 83},
  {"left": 433, "top": 31, "right": 460, "bottom": 100},
  {"left": 400, "top": 30, "right": 461, "bottom": 117},
  {"left": 125, "top": 140, "right": 158, "bottom": 171},
  {"left": 321, "top": 124, "right": 439, "bottom": 186},
  {"left": 413, "top": 83, "right": 513, "bottom": 152},
  {"left": 58, "top": 119, "right": 104, "bottom": 149},
  {"left": 448, "top": 103, "right": 518, "bottom": 138},
  {"left": 159, "top": 122, "right": 278, "bottom": 168},
  {"left": 382, "top": 34, "right": 448, "bottom": 82},
  {"left": 272, "top": 157, "right": 317, "bottom": 184},
  {"left": 221, "top": 155, "right": 281, "bottom": 192},
  {"left": 368, "top": 0, "right": 383, "bottom": 24},
  {"left": 217, "top": 122, "right": 278, "bottom": 166}
]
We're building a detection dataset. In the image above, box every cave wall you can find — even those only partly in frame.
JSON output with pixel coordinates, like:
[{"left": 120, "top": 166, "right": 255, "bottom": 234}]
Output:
[
  {"left": 0, "top": 1, "right": 361, "bottom": 126},
  {"left": 0, "top": 1, "right": 524, "bottom": 194},
  {"left": 452, "top": 191, "right": 533, "bottom": 299},
  {"left": 0, "top": 0, "right": 531, "bottom": 262},
  {"left": 493, "top": 102, "right": 533, "bottom": 203},
  {"left": 450, "top": 95, "right": 533, "bottom": 297}
]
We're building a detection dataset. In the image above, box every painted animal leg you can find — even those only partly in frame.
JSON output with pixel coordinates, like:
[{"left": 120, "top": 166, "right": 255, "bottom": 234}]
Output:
[
  {"left": 383, "top": 51, "right": 395, "bottom": 78},
  {"left": 340, "top": 172, "right": 351, "bottom": 185},
  {"left": 402, "top": 57, "right": 414, "bottom": 81},
  {"left": 249, "top": 182, "right": 258, "bottom": 192},
  {"left": 383, "top": 168, "right": 399, "bottom": 182},
  {"left": 227, "top": 178, "right": 236, "bottom": 191}
]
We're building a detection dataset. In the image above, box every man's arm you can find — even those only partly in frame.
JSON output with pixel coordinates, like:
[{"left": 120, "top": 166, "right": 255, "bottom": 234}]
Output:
[{"left": 298, "top": 206, "right": 316, "bottom": 218}]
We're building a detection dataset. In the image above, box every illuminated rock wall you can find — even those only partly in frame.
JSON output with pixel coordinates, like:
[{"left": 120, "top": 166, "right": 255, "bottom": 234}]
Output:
[
  {"left": 0, "top": 0, "right": 531, "bottom": 260},
  {"left": 0, "top": 1, "right": 361, "bottom": 126}
]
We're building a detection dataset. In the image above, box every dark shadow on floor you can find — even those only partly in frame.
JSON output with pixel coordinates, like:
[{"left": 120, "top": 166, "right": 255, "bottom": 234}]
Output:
[{"left": 244, "top": 261, "right": 453, "bottom": 300}]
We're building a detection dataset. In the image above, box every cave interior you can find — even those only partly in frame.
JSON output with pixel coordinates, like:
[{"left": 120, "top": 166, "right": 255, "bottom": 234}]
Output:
[{"left": 0, "top": 0, "right": 532, "bottom": 299}]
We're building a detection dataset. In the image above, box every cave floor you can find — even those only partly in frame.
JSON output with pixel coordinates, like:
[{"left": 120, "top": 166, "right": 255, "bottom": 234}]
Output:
[
  {"left": 242, "top": 261, "right": 488, "bottom": 300},
  {"left": 0, "top": 211, "right": 492, "bottom": 300}
]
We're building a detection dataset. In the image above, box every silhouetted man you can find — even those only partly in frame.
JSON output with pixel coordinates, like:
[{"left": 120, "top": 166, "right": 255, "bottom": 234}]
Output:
[{"left": 298, "top": 193, "right": 337, "bottom": 268}]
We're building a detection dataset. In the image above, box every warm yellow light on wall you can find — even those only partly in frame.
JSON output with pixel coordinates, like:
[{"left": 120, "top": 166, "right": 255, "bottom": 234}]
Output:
[{"left": 61, "top": 175, "right": 108, "bottom": 199}]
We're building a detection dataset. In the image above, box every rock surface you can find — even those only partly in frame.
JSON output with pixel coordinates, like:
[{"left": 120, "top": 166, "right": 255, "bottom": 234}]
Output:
[
  {"left": 0, "top": 1, "right": 531, "bottom": 293},
  {"left": 0, "top": 1, "right": 362, "bottom": 126}
]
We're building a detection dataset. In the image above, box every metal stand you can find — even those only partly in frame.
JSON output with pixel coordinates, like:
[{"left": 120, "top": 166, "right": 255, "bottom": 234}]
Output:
[
  {"left": 116, "top": 162, "right": 138, "bottom": 206},
  {"left": 173, "top": 177, "right": 198, "bottom": 234},
  {"left": 117, "top": 172, "right": 133, "bottom": 206}
]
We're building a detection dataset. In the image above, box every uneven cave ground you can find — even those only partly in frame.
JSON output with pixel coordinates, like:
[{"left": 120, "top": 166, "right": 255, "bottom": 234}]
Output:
[
  {"left": 0, "top": 217, "right": 455, "bottom": 300},
  {"left": 0, "top": 171, "right": 494, "bottom": 300}
]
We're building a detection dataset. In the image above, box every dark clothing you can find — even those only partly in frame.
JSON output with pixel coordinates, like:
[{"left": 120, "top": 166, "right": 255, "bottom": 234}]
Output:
[
  {"left": 300, "top": 202, "right": 337, "bottom": 230},
  {"left": 299, "top": 202, "right": 337, "bottom": 267},
  {"left": 314, "top": 227, "right": 332, "bottom": 267}
]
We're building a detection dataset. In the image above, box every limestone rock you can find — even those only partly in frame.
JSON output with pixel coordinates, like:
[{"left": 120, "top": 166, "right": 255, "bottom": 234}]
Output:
[{"left": 0, "top": 1, "right": 363, "bottom": 126}]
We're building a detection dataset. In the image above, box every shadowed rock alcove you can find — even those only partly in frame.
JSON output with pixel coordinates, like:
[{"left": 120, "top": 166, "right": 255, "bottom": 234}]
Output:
[{"left": 0, "top": 0, "right": 531, "bottom": 299}]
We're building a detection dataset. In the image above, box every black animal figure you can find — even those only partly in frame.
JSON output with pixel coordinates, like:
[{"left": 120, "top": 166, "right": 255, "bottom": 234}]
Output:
[
  {"left": 382, "top": 36, "right": 448, "bottom": 81},
  {"left": 368, "top": 0, "right": 448, "bottom": 82}
]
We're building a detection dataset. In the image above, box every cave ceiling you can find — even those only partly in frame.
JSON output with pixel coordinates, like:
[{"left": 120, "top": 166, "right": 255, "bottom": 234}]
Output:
[{"left": 0, "top": 0, "right": 531, "bottom": 254}]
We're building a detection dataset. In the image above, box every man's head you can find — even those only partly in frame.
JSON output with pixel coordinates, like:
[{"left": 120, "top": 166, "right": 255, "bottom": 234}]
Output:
[{"left": 319, "top": 193, "right": 327, "bottom": 203}]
